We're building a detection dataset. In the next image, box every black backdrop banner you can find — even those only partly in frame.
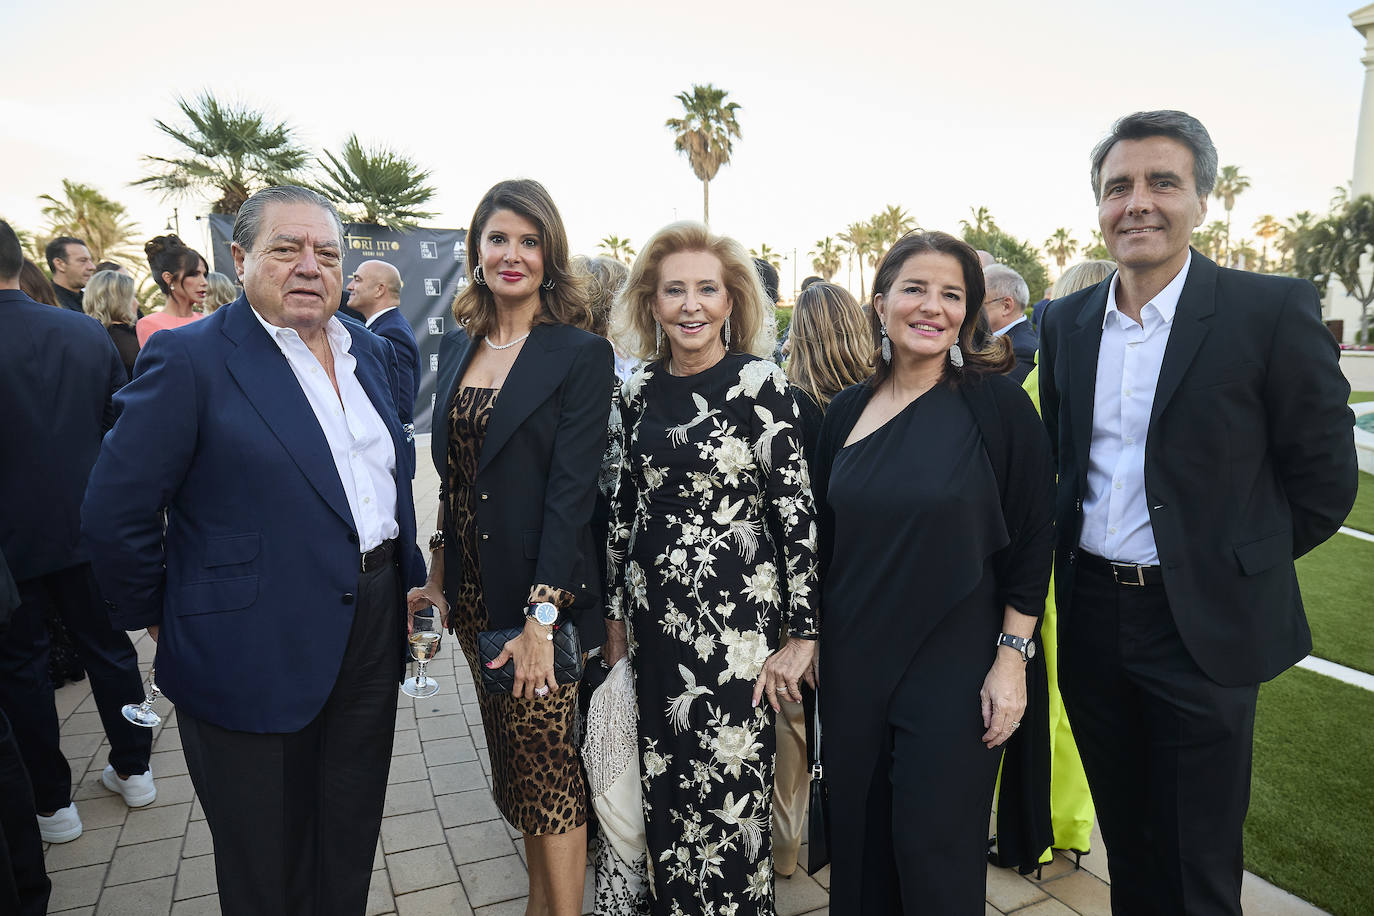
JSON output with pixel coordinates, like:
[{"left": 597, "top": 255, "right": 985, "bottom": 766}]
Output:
[{"left": 209, "top": 214, "right": 467, "bottom": 435}]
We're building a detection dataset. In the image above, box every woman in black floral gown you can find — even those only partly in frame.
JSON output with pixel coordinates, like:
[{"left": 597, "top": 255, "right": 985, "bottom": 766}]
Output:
[{"left": 601, "top": 223, "right": 819, "bottom": 916}]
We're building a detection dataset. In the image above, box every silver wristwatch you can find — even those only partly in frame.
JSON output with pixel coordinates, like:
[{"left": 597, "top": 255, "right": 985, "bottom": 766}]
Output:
[
  {"left": 525, "top": 601, "right": 559, "bottom": 628},
  {"left": 995, "top": 632, "right": 1036, "bottom": 662}
]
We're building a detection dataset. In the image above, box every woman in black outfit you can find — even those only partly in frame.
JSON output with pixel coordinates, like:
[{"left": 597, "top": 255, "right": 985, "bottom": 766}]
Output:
[
  {"left": 83, "top": 270, "right": 140, "bottom": 381},
  {"left": 813, "top": 231, "right": 1055, "bottom": 914},
  {"left": 407, "top": 179, "right": 614, "bottom": 916}
]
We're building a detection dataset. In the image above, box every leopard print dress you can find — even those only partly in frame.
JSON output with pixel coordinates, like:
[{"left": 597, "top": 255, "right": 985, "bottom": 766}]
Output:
[{"left": 447, "top": 386, "right": 588, "bottom": 836}]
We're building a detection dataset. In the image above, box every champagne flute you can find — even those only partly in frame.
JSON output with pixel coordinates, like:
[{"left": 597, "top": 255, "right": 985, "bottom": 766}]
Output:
[
  {"left": 402, "top": 611, "right": 442, "bottom": 698},
  {"left": 122, "top": 666, "right": 163, "bottom": 728}
]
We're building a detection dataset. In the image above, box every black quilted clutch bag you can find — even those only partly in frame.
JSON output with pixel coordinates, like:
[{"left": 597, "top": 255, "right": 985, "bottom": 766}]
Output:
[{"left": 478, "top": 621, "right": 584, "bottom": 694}]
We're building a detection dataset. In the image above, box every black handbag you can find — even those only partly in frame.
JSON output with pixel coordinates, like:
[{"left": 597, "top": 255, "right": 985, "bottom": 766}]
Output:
[
  {"left": 478, "top": 620, "right": 584, "bottom": 694},
  {"left": 806, "top": 691, "right": 830, "bottom": 875}
]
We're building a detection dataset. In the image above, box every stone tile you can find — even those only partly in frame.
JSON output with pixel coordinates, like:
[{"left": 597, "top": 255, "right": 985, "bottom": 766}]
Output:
[
  {"left": 1013, "top": 899, "right": 1078, "bottom": 916},
  {"left": 49, "top": 907, "right": 95, "bottom": 916},
  {"left": 395, "top": 883, "right": 473, "bottom": 916},
  {"left": 189, "top": 798, "right": 205, "bottom": 822},
  {"left": 513, "top": 837, "right": 526, "bottom": 866},
  {"left": 473, "top": 899, "right": 528, "bottom": 916},
  {"left": 417, "top": 714, "right": 466, "bottom": 742},
  {"left": 393, "top": 730, "right": 422, "bottom": 756},
  {"left": 47, "top": 863, "right": 107, "bottom": 910},
  {"left": 1043, "top": 867, "right": 1111, "bottom": 915},
  {"left": 120, "top": 802, "right": 192, "bottom": 845},
  {"left": 477, "top": 750, "right": 491, "bottom": 776},
  {"left": 381, "top": 810, "right": 446, "bottom": 854},
  {"left": 471, "top": 729, "right": 488, "bottom": 750},
  {"left": 64, "top": 712, "right": 106, "bottom": 735},
  {"left": 182, "top": 820, "right": 214, "bottom": 858},
  {"left": 1028, "top": 851, "right": 1080, "bottom": 884},
  {"left": 154, "top": 727, "right": 182, "bottom": 751},
  {"left": 174, "top": 854, "right": 219, "bottom": 900},
  {"left": 776, "top": 870, "right": 829, "bottom": 916},
  {"left": 388, "top": 753, "right": 430, "bottom": 785},
  {"left": 151, "top": 749, "right": 189, "bottom": 777},
  {"left": 435, "top": 789, "right": 501, "bottom": 828},
  {"left": 458, "top": 854, "right": 528, "bottom": 907},
  {"left": 385, "top": 843, "right": 459, "bottom": 895},
  {"left": 414, "top": 693, "right": 463, "bottom": 719},
  {"left": 1240, "top": 871, "right": 1327, "bottom": 915},
  {"left": 984, "top": 862, "right": 1048, "bottom": 912},
  {"left": 461, "top": 705, "right": 482, "bottom": 726},
  {"left": 55, "top": 682, "right": 90, "bottom": 719},
  {"left": 384, "top": 780, "right": 438, "bottom": 817},
  {"left": 797, "top": 910, "right": 828, "bottom": 916},
  {"left": 94, "top": 875, "right": 176, "bottom": 915},
  {"left": 986, "top": 905, "right": 1001, "bottom": 916},
  {"left": 106, "top": 837, "right": 182, "bottom": 885},
  {"left": 457, "top": 683, "right": 479, "bottom": 706},
  {"left": 44, "top": 825, "right": 122, "bottom": 871},
  {"left": 367, "top": 867, "right": 395, "bottom": 916},
  {"left": 63, "top": 731, "right": 106, "bottom": 759},
  {"left": 171, "top": 896, "right": 222, "bottom": 915},
  {"left": 1075, "top": 822, "right": 1109, "bottom": 884},
  {"left": 424, "top": 736, "right": 478, "bottom": 767},
  {"left": 147, "top": 774, "right": 196, "bottom": 807},
  {"left": 395, "top": 708, "right": 417, "bottom": 732},
  {"left": 445, "top": 819, "right": 516, "bottom": 864},
  {"left": 73, "top": 771, "right": 114, "bottom": 801},
  {"left": 428, "top": 761, "right": 486, "bottom": 795}
]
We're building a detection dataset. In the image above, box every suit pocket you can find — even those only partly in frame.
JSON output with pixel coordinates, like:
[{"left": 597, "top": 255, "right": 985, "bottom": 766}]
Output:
[
  {"left": 1234, "top": 530, "right": 1291, "bottom": 576},
  {"left": 177, "top": 575, "right": 258, "bottom": 615},
  {"left": 523, "top": 530, "right": 542, "bottom": 560},
  {"left": 204, "top": 534, "right": 260, "bottom": 567}
]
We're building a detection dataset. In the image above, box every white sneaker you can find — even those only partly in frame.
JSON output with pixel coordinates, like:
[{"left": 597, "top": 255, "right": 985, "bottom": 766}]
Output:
[
  {"left": 101, "top": 765, "right": 157, "bottom": 807},
  {"left": 37, "top": 804, "right": 82, "bottom": 843}
]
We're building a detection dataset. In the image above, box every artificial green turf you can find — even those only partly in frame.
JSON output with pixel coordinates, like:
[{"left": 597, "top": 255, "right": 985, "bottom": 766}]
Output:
[
  {"left": 1297, "top": 533, "right": 1374, "bottom": 675},
  {"left": 1247, "top": 666, "right": 1374, "bottom": 915},
  {"left": 1345, "top": 471, "right": 1374, "bottom": 535}
]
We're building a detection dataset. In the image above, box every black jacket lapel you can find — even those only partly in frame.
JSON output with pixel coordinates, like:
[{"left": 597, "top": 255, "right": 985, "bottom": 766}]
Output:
[
  {"left": 1068, "top": 286, "right": 1107, "bottom": 491},
  {"left": 478, "top": 324, "right": 576, "bottom": 474},
  {"left": 1151, "top": 252, "right": 1218, "bottom": 428}
]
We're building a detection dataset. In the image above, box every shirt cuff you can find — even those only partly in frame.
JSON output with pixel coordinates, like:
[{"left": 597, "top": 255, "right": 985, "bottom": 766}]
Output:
[{"left": 527, "top": 583, "right": 574, "bottom": 610}]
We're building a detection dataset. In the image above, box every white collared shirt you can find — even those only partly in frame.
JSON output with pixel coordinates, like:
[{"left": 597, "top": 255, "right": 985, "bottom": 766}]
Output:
[
  {"left": 1079, "top": 252, "right": 1192, "bottom": 564},
  {"left": 250, "top": 307, "right": 400, "bottom": 551},
  {"left": 993, "top": 314, "right": 1027, "bottom": 337},
  {"left": 363, "top": 306, "right": 398, "bottom": 329}
]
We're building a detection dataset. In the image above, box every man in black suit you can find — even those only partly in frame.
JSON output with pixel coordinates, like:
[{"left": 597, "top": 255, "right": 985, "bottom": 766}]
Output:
[
  {"left": 45, "top": 236, "right": 95, "bottom": 312},
  {"left": 348, "top": 259, "right": 419, "bottom": 474},
  {"left": 0, "top": 221, "right": 155, "bottom": 845},
  {"left": 983, "top": 263, "right": 1037, "bottom": 384},
  {"left": 1039, "top": 111, "right": 1357, "bottom": 915}
]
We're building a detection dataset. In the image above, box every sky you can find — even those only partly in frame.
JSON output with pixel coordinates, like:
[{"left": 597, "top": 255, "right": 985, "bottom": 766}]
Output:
[{"left": 2, "top": 0, "right": 1368, "bottom": 297}]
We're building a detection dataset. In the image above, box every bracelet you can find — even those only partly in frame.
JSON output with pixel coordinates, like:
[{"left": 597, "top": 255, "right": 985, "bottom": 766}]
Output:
[{"left": 428, "top": 531, "right": 445, "bottom": 552}]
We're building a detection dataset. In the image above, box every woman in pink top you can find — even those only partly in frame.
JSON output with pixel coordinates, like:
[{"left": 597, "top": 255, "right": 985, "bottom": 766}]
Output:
[{"left": 136, "top": 234, "right": 208, "bottom": 346}]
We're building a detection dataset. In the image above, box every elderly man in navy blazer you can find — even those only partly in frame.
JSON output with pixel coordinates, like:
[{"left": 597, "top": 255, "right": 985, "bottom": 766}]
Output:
[
  {"left": 1039, "top": 111, "right": 1356, "bottom": 915},
  {"left": 83, "top": 187, "right": 426, "bottom": 916},
  {"left": 347, "top": 259, "right": 420, "bottom": 474},
  {"left": 0, "top": 220, "right": 155, "bottom": 847}
]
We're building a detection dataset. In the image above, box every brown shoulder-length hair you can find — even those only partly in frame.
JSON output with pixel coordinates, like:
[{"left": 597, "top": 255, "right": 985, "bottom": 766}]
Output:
[
  {"left": 451, "top": 179, "right": 592, "bottom": 337},
  {"left": 867, "top": 230, "right": 1013, "bottom": 389},
  {"left": 786, "top": 282, "right": 873, "bottom": 407},
  {"left": 612, "top": 221, "right": 776, "bottom": 361}
]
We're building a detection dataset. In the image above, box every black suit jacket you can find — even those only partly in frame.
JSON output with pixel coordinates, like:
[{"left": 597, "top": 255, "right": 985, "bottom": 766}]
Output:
[
  {"left": 368, "top": 308, "right": 421, "bottom": 473},
  {"left": 1039, "top": 252, "right": 1356, "bottom": 686},
  {"left": 1003, "top": 318, "right": 1038, "bottom": 385},
  {"left": 430, "top": 323, "right": 615, "bottom": 646},
  {"left": 0, "top": 289, "right": 125, "bottom": 582}
]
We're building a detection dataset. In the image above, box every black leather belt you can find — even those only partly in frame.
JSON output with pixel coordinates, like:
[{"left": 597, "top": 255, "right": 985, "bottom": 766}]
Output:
[
  {"left": 360, "top": 538, "right": 396, "bottom": 574},
  {"left": 1079, "top": 551, "right": 1164, "bottom": 587}
]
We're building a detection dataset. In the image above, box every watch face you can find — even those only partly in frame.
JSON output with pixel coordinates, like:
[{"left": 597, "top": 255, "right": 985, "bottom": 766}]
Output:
[
  {"left": 1025, "top": 640, "right": 1036, "bottom": 659},
  {"left": 532, "top": 602, "right": 559, "bottom": 626}
]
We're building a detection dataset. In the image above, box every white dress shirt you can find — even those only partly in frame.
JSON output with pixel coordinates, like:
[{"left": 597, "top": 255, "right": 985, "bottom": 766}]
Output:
[
  {"left": 993, "top": 314, "right": 1028, "bottom": 337},
  {"left": 1079, "top": 253, "right": 1192, "bottom": 565},
  {"left": 251, "top": 308, "right": 400, "bottom": 551},
  {"left": 363, "top": 306, "right": 397, "bottom": 329}
]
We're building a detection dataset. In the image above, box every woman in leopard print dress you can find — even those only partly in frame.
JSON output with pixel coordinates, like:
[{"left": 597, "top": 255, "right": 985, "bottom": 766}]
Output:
[{"left": 408, "top": 180, "right": 615, "bottom": 916}]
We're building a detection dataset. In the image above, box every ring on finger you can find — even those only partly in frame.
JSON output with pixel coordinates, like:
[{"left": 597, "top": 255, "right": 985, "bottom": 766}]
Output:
[{"left": 534, "top": 685, "right": 550, "bottom": 697}]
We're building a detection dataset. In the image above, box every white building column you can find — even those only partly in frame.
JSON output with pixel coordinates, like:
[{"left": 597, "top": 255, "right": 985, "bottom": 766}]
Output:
[{"left": 1327, "top": 5, "right": 1374, "bottom": 340}]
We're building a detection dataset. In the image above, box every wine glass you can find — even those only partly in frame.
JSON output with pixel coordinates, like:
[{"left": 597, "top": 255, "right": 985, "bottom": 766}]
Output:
[
  {"left": 402, "top": 611, "right": 442, "bottom": 698},
  {"left": 122, "top": 666, "right": 163, "bottom": 728}
]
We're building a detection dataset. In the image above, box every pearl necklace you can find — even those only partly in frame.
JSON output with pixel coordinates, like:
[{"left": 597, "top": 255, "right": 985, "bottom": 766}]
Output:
[{"left": 484, "top": 332, "right": 531, "bottom": 351}]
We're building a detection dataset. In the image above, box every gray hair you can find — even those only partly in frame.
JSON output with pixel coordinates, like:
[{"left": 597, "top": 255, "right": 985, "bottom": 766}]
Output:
[
  {"left": 1089, "top": 110, "right": 1218, "bottom": 202},
  {"left": 983, "top": 264, "right": 1029, "bottom": 309},
  {"left": 232, "top": 185, "right": 345, "bottom": 252}
]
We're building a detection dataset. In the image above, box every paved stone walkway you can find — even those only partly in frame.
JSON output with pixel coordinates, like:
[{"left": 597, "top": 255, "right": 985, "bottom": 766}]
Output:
[{"left": 35, "top": 438, "right": 1327, "bottom": 915}]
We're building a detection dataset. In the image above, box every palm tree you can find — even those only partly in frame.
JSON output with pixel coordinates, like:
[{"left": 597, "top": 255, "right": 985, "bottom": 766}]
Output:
[
  {"left": 871, "top": 205, "right": 917, "bottom": 250},
  {"left": 1212, "top": 165, "right": 1251, "bottom": 264},
  {"left": 134, "top": 92, "right": 309, "bottom": 214},
  {"left": 1252, "top": 214, "right": 1281, "bottom": 271},
  {"left": 665, "top": 84, "right": 742, "bottom": 226},
  {"left": 810, "top": 237, "right": 842, "bottom": 281},
  {"left": 598, "top": 235, "right": 636, "bottom": 264},
  {"left": 312, "top": 135, "right": 437, "bottom": 230},
  {"left": 838, "top": 221, "right": 884, "bottom": 301},
  {"left": 1276, "top": 211, "right": 1317, "bottom": 272},
  {"left": 38, "top": 179, "right": 141, "bottom": 263},
  {"left": 1043, "top": 228, "right": 1079, "bottom": 273},
  {"left": 960, "top": 205, "right": 998, "bottom": 235},
  {"left": 1083, "top": 229, "right": 1111, "bottom": 261},
  {"left": 749, "top": 244, "right": 781, "bottom": 271},
  {"left": 1191, "top": 221, "right": 1228, "bottom": 262}
]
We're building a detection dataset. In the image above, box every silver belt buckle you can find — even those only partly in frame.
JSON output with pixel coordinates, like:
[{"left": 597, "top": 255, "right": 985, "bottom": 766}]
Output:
[{"left": 1111, "top": 562, "right": 1145, "bottom": 587}]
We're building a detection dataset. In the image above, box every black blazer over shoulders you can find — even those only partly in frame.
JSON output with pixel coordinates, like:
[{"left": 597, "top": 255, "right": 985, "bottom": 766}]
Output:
[
  {"left": 1039, "top": 251, "right": 1357, "bottom": 686},
  {"left": 430, "top": 323, "right": 615, "bottom": 646}
]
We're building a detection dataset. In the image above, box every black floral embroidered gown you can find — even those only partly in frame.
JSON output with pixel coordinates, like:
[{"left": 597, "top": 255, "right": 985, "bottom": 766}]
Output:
[{"left": 605, "top": 354, "right": 820, "bottom": 916}]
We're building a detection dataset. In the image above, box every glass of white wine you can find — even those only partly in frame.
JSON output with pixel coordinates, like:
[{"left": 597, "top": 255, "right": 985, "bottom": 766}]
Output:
[
  {"left": 402, "top": 610, "right": 442, "bottom": 698},
  {"left": 122, "top": 666, "right": 163, "bottom": 728}
]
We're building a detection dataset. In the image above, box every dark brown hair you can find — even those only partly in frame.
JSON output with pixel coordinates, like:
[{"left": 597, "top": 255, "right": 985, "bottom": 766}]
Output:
[
  {"left": 867, "top": 230, "right": 1012, "bottom": 390},
  {"left": 20, "top": 259, "right": 59, "bottom": 306},
  {"left": 145, "top": 234, "right": 207, "bottom": 294},
  {"left": 451, "top": 179, "right": 592, "bottom": 337}
]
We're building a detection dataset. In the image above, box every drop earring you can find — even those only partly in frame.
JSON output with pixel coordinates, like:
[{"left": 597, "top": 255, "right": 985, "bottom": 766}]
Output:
[
  {"left": 880, "top": 324, "right": 892, "bottom": 364},
  {"left": 722, "top": 317, "right": 732, "bottom": 349},
  {"left": 655, "top": 322, "right": 663, "bottom": 354},
  {"left": 472, "top": 265, "right": 486, "bottom": 286},
  {"left": 541, "top": 276, "right": 555, "bottom": 290},
  {"left": 948, "top": 343, "right": 964, "bottom": 368}
]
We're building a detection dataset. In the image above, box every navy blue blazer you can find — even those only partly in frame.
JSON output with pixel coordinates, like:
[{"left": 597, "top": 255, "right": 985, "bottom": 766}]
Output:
[
  {"left": 0, "top": 289, "right": 125, "bottom": 582},
  {"left": 82, "top": 296, "right": 426, "bottom": 733},
  {"left": 367, "top": 308, "right": 421, "bottom": 474},
  {"left": 430, "top": 323, "right": 614, "bottom": 645},
  {"left": 1003, "top": 318, "right": 1038, "bottom": 385}
]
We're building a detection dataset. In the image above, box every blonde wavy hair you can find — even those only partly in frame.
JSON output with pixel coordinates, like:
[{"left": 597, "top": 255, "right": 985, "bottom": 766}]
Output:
[
  {"left": 612, "top": 221, "right": 775, "bottom": 361},
  {"left": 1051, "top": 259, "right": 1116, "bottom": 298},
  {"left": 573, "top": 254, "right": 627, "bottom": 338},
  {"left": 84, "top": 269, "right": 137, "bottom": 328},
  {"left": 785, "top": 282, "right": 874, "bottom": 407}
]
